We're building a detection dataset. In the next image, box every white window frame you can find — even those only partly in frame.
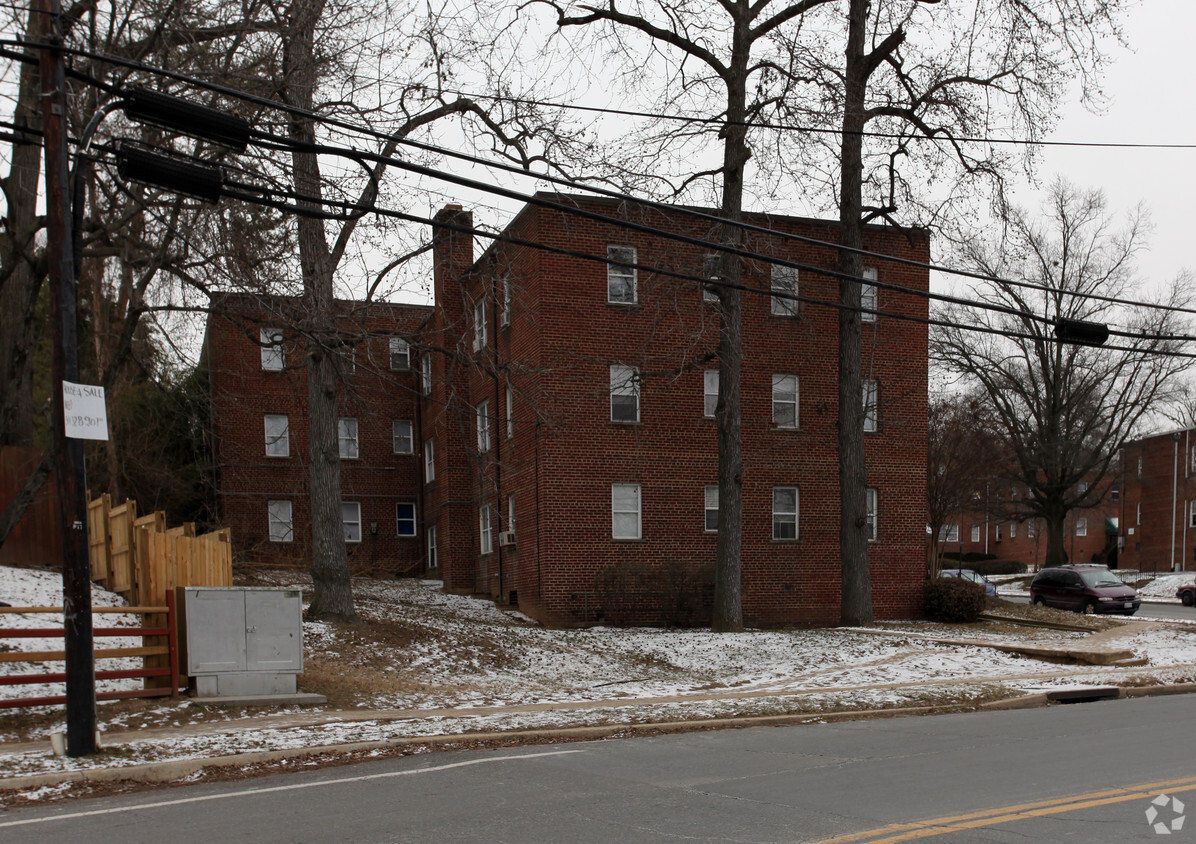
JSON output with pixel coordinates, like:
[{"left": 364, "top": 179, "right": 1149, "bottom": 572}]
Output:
[
  {"left": 424, "top": 438, "right": 435, "bottom": 482},
  {"left": 1137, "top": 456, "right": 1143, "bottom": 479},
  {"left": 772, "top": 486, "right": 799, "bottom": 540},
  {"left": 612, "top": 483, "right": 642, "bottom": 540},
  {"left": 422, "top": 354, "right": 432, "bottom": 396},
  {"left": 938, "top": 524, "right": 959, "bottom": 543},
  {"left": 1028, "top": 520, "right": 1036, "bottom": 539},
  {"left": 607, "top": 246, "right": 637, "bottom": 304},
  {"left": 1190, "top": 500, "right": 1196, "bottom": 529},
  {"left": 479, "top": 504, "right": 494, "bottom": 554},
  {"left": 995, "top": 523, "right": 1003, "bottom": 541},
  {"left": 1010, "top": 522, "right": 1017, "bottom": 538},
  {"left": 610, "top": 364, "right": 640, "bottom": 423},
  {"left": 703, "top": 370, "right": 719, "bottom": 418},
  {"left": 260, "top": 327, "right": 284, "bottom": 371},
  {"left": 338, "top": 418, "right": 359, "bottom": 459},
  {"left": 1111, "top": 485, "right": 1120, "bottom": 502},
  {"left": 971, "top": 524, "right": 981, "bottom": 543},
  {"left": 861, "top": 267, "right": 878, "bottom": 323},
  {"left": 389, "top": 336, "right": 410, "bottom": 370},
  {"left": 392, "top": 419, "right": 414, "bottom": 455},
  {"left": 772, "top": 374, "right": 799, "bottom": 429},
  {"left": 264, "top": 414, "right": 290, "bottom": 458},
  {"left": 473, "top": 299, "right": 488, "bottom": 351},
  {"left": 863, "top": 378, "right": 879, "bottom": 432},
  {"left": 1076, "top": 517, "right": 1087, "bottom": 537},
  {"left": 267, "top": 500, "right": 293, "bottom": 543},
  {"left": 1136, "top": 502, "right": 1141, "bottom": 525},
  {"left": 507, "top": 494, "right": 517, "bottom": 535},
  {"left": 506, "top": 386, "right": 514, "bottom": 439},
  {"left": 770, "top": 264, "right": 799, "bottom": 316},
  {"left": 396, "top": 501, "right": 417, "bottom": 537},
  {"left": 704, "top": 484, "right": 719, "bottom": 533},
  {"left": 866, "top": 487, "right": 877, "bottom": 542},
  {"left": 477, "top": 399, "right": 491, "bottom": 453},
  {"left": 500, "top": 275, "right": 511, "bottom": 327},
  {"left": 342, "top": 501, "right": 362, "bottom": 543},
  {"left": 427, "top": 524, "right": 438, "bottom": 569}
]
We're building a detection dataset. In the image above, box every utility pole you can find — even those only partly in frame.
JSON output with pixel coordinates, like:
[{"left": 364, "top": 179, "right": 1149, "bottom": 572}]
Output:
[{"left": 40, "top": 0, "right": 97, "bottom": 756}]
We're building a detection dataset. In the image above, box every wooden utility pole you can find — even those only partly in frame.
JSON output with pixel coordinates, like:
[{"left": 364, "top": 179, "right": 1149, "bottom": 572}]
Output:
[{"left": 40, "top": 0, "right": 97, "bottom": 756}]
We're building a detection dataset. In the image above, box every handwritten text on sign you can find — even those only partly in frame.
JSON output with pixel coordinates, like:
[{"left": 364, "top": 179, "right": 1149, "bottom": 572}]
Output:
[{"left": 63, "top": 381, "right": 109, "bottom": 441}]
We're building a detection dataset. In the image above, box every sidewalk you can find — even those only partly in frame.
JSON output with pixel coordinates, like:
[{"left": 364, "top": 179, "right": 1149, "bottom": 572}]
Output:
[{"left": 2, "top": 617, "right": 1189, "bottom": 796}]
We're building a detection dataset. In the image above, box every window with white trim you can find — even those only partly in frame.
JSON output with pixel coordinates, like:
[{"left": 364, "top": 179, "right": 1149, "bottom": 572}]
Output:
[
  {"left": 1136, "top": 502, "right": 1141, "bottom": 525},
  {"left": 1191, "top": 446, "right": 1196, "bottom": 474},
  {"left": 396, "top": 502, "right": 417, "bottom": 537},
  {"left": 1028, "top": 520, "right": 1036, "bottom": 539},
  {"left": 772, "top": 374, "right": 799, "bottom": 429},
  {"left": 772, "top": 487, "right": 798, "bottom": 540},
  {"left": 338, "top": 418, "right": 359, "bottom": 459},
  {"left": 473, "top": 299, "right": 487, "bottom": 351},
  {"left": 392, "top": 420, "right": 413, "bottom": 454},
  {"left": 863, "top": 378, "right": 879, "bottom": 432},
  {"left": 771, "top": 264, "right": 799, "bottom": 316},
  {"left": 389, "top": 337, "right": 410, "bottom": 370},
  {"left": 427, "top": 524, "right": 438, "bottom": 569},
  {"left": 342, "top": 502, "right": 362, "bottom": 543},
  {"left": 477, "top": 399, "right": 491, "bottom": 453},
  {"left": 703, "top": 370, "right": 719, "bottom": 418},
  {"left": 268, "top": 500, "right": 293, "bottom": 543},
  {"left": 1190, "top": 500, "right": 1196, "bottom": 529},
  {"left": 702, "top": 254, "right": 720, "bottom": 302},
  {"left": 1010, "top": 522, "right": 1017, "bottom": 538},
  {"left": 421, "top": 354, "right": 432, "bottom": 395},
  {"left": 610, "top": 364, "right": 640, "bottom": 423},
  {"left": 861, "top": 267, "right": 878, "bottom": 323},
  {"left": 704, "top": 485, "right": 718, "bottom": 532},
  {"left": 1111, "top": 485, "right": 1120, "bottom": 502},
  {"left": 995, "top": 523, "right": 1002, "bottom": 541},
  {"left": 607, "top": 246, "right": 637, "bottom": 304},
  {"left": 479, "top": 504, "right": 494, "bottom": 554},
  {"left": 971, "top": 525, "right": 981, "bottom": 543},
  {"left": 865, "top": 487, "right": 877, "bottom": 541},
  {"left": 339, "top": 345, "right": 355, "bottom": 374},
  {"left": 1076, "top": 517, "right": 1087, "bottom": 537},
  {"left": 612, "top": 483, "right": 642, "bottom": 540},
  {"left": 264, "top": 414, "right": 290, "bottom": 457},
  {"left": 938, "top": 524, "right": 959, "bottom": 543},
  {"left": 500, "top": 275, "right": 511, "bottom": 326},
  {"left": 260, "top": 327, "right": 284, "bottom": 371},
  {"left": 424, "top": 438, "right": 435, "bottom": 482},
  {"left": 506, "top": 386, "right": 514, "bottom": 439},
  {"left": 507, "top": 494, "right": 516, "bottom": 535},
  {"left": 1137, "top": 456, "right": 1143, "bottom": 479}
]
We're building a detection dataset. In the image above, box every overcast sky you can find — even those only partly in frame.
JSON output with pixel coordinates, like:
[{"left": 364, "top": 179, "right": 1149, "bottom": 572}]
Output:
[{"left": 1029, "top": 2, "right": 1193, "bottom": 292}]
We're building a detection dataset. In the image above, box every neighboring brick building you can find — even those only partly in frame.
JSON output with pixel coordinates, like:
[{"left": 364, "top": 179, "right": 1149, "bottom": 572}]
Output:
[
  {"left": 1117, "top": 430, "right": 1196, "bottom": 574},
  {"left": 423, "top": 195, "right": 930, "bottom": 626},
  {"left": 206, "top": 196, "right": 933, "bottom": 626},
  {"left": 203, "top": 292, "right": 431, "bottom": 574}
]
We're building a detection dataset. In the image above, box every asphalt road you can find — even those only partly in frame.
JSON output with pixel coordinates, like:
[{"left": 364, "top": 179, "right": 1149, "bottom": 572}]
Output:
[
  {"left": 3, "top": 693, "right": 1194, "bottom": 843},
  {"left": 1004, "top": 593, "right": 1196, "bottom": 621}
]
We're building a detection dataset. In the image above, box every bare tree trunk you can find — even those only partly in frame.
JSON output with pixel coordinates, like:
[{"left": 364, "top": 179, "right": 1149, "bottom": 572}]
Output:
[
  {"left": 1045, "top": 510, "right": 1068, "bottom": 568},
  {"left": 0, "top": 5, "right": 47, "bottom": 448},
  {"left": 837, "top": 0, "right": 872, "bottom": 625},
  {"left": 0, "top": 450, "right": 52, "bottom": 549},
  {"left": 285, "top": 0, "right": 354, "bottom": 620}
]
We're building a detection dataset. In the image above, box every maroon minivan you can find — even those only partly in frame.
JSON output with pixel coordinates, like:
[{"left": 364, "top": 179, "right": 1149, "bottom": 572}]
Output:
[{"left": 1029, "top": 565, "right": 1139, "bottom": 615}]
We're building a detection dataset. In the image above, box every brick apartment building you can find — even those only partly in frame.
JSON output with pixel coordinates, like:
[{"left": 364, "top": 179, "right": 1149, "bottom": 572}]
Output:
[
  {"left": 938, "top": 428, "right": 1196, "bottom": 575},
  {"left": 203, "top": 293, "right": 431, "bottom": 574},
  {"left": 206, "top": 195, "right": 933, "bottom": 626}
]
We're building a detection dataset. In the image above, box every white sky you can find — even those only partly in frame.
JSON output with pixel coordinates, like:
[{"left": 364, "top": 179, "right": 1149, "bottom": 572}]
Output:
[{"left": 1029, "top": 2, "right": 1194, "bottom": 292}]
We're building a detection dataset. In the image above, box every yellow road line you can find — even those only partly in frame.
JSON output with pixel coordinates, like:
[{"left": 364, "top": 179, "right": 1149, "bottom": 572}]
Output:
[{"left": 814, "top": 773, "right": 1196, "bottom": 843}]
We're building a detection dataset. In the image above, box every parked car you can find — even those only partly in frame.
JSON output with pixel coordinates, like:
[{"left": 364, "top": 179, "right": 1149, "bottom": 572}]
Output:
[
  {"left": 939, "top": 568, "right": 997, "bottom": 597},
  {"left": 1177, "top": 583, "right": 1196, "bottom": 607},
  {"left": 1029, "top": 565, "right": 1139, "bottom": 615}
]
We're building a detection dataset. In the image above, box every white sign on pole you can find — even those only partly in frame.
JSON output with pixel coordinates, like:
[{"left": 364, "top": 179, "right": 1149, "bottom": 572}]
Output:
[{"left": 62, "top": 381, "right": 109, "bottom": 441}]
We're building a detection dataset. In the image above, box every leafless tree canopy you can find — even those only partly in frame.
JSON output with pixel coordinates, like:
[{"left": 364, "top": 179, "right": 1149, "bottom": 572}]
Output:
[{"left": 932, "top": 179, "right": 1192, "bottom": 567}]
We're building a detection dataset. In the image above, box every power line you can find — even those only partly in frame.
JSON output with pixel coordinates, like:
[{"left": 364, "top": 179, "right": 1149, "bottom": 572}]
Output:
[{"left": 20, "top": 36, "right": 1196, "bottom": 323}]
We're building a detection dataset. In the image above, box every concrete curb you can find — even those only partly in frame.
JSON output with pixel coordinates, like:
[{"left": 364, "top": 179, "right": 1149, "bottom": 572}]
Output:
[{"left": 4, "top": 682, "right": 1195, "bottom": 794}]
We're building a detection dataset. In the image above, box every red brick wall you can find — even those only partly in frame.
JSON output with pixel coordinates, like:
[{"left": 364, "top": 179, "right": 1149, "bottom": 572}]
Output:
[
  {"left": 433, "top": 196, "right": 929, "bottom": 625},
  {"left": 206, "top": 293, "right": 429, "bottom": 573}
]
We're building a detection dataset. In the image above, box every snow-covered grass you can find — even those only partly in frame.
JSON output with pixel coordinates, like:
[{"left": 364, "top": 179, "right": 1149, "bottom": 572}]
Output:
[{"left": 3, "top": 565, "right": 1196, "bottom": 788}]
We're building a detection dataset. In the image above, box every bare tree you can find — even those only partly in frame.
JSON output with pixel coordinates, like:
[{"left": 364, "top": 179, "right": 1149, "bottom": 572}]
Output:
[{"left": 932, "top": 180, "right": 1192, "bottom": 568}]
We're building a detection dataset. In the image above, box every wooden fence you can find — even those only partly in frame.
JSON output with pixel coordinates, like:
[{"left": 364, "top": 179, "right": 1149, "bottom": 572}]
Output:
[
  {"left": 0, "top": 594, "right": 180, "bottom": 708},
  {"left": 86, "top": 494, "right": 232, "bottom": 608}
]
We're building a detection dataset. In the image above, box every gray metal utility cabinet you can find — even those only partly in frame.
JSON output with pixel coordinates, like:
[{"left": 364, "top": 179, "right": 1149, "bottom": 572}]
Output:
[{"left": 178, "top": 586, "right": 304, "bottom": 697}]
